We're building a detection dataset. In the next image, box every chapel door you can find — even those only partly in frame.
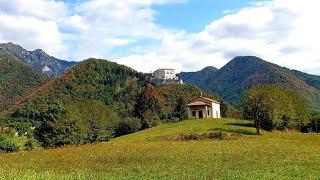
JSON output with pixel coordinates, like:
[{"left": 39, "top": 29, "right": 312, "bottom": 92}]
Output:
[{"left": 199, "top": 111, "right": 203, "bottom": 119}]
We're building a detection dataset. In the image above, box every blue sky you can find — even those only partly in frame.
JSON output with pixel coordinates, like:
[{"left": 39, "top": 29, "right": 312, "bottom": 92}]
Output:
[
  {"left": 153, "top": 0, "right": 264, "bottom": 32},
  {"left": 0, "top": 0, "right": 319, "bottom": 74}
]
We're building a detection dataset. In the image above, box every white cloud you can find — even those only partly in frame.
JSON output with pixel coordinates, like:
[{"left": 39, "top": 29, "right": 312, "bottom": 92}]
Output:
[
  {"left": 119, "top": 0, "right": 320, "bottom": 74},
  {"left": 0, "top": 0, "right": 67, "bottom": 20},
  {"left": 0, "top": 0, "right": 320, "bottom": 75},
  {"left": 0, "top": 13, "right": 64, "bottom": 56},
  {"left": 0, "top": 0, "right": 66, "bottom": 56}
]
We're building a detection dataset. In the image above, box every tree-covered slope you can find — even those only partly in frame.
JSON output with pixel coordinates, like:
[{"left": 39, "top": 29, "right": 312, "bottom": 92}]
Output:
[
  {"left": 11, "top": 58, "right": 216, "bottom": 121},
  {"left": 14, "top": 58, "right": 146, "bottom": 118},
  {"left": 180, "top": 56, "right": 320, "bottom": 114},
  {"left": 0, "top": 53, "right": 47, "bottom": 111},
  {"left": 0, "top": 42, "right": 77, "bottom": 77},
  {"left": 6, "top": 58, "right": 222, "bottom": 147},
  {"left": 179, "top": 66, "right": 218, "bottom": 90}
]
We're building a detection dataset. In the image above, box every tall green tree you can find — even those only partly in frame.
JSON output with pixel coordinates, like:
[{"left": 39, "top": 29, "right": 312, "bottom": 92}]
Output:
[
  {"left": 243, "top": 85, "right": 310, "bottom": 134},
  {"left": 173, "top": 96, "right": 187, "bottom": 120}
]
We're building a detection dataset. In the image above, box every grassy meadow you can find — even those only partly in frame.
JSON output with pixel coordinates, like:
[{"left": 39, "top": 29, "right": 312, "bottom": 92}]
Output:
[{"left": 0, "top": 118, "right": 320, "bottom": 179}]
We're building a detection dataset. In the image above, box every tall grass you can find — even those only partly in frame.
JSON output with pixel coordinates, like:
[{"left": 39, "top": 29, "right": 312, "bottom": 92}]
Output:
[{"left": 0, "top": 118, "right": 319, "bottom": 179}]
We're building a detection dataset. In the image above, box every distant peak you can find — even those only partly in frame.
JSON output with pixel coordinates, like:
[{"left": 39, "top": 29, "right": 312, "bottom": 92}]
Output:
[
  {"left": 32, "top": 48, "right": 49, "bottom": 58},
  {"left": 4, "top": 42, "right": 15, "bottom": 45},
  {"left": 0, "top": 42, "right": 23, "bottom": 48},
  {"left": 33, "top": 49, "right": 45, "bottom": 53},
  {"left": 202, "top": 66, "right": 218, "bottom": 71},
  {"left": 232, "top": 56, "right": 263, "bottom": 61},
  {"left": 227, "top": 56, "right": 267, "bottom": 65}
]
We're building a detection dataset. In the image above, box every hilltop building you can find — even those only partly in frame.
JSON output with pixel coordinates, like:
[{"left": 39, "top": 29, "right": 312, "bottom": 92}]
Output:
[
  {"left": 187, "top": 94, "right": 221, "bottom": 119},
  {"left": 148, "top": 68, "right": 183, "bottom": 85}
]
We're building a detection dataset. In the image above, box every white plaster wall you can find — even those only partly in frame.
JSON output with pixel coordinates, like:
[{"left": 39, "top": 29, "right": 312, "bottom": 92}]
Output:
[
  {"left": 154, "top": 69, "right": 176, "bottom": 79},
  {"left": 211, "top": 103, "right": 221, "bottom": 118}
]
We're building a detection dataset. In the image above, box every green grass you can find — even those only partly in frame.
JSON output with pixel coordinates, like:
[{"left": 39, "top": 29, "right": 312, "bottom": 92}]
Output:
[{"left": 0, "top": 118, "right": 320, "bottom": 179}]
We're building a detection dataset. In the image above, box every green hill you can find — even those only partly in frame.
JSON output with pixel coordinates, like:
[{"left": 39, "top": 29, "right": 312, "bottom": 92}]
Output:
[
  {"left": 19, "top": 58, "right": 146, "bottom": 110},
  {"left": 0, "top": 118, "right": 319, "bottom": 179},
  {"left": 0, "top": 42, "right": 77, "bottom": 77},
  {"left": 12, "top": 58, "right": 213, "bottom": 119},
  {"left": 8, "top": 58, "right": 219, "bottom": 147},
  {"left": 180, "top": 56, "right": 320, "bottom": 114},
  {"left": 0, "top": 53, "right": 47, "bottom": 112},
  {"left": 179, "top": 66, "right": 218, "bottom": 89}
]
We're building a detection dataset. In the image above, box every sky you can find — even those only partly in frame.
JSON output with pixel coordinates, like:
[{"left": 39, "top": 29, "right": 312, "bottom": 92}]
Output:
[{"left": 0, "top": 0, "right": 319, "bottom": 74}]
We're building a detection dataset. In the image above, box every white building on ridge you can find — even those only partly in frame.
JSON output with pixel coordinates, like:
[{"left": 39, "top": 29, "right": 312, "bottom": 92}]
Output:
[
  {"left": 153, "top": 68, "right": 178, "bottom": 80},
  {"left": 149, "top": 68, "right": 183, "bottom": 85}
]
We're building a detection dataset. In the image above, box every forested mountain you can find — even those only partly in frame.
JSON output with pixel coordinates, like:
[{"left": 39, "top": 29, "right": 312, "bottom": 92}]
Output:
[
  {"left": 0, "top": 53, "right": 47, "bottom": 111},
  {"left": 180, "top": 56, "right": 320, "bottom": 114},
  {"left": 14, "top": 58, "right": 146, "bottom": 116},
  {"left": 5, "top": 58, "right": 218, "bottom": 147},
  {"left": 0, "top": 42, "right": 77, "bottom": 77},
  {"left": 13, "top": 58, "right": 216, "bottom": 117},
  {"left": 179, "top": 66, "right": 218, "bottom": 88}
]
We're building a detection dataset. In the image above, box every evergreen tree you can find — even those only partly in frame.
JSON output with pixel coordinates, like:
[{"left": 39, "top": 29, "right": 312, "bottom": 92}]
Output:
[{"left": 173, "top": 96, "right": 187, "bottom": 120}]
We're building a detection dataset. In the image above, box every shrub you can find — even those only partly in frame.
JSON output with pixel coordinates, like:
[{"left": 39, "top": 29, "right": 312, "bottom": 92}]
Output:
[
  {"left": 9, "top": 120, "right": 33, "bottom": 137},
  {"left": 0, "top": 134, "right": 6, "bottom": 141},
  {"left": 306, "top": 116, "right": 320, "bottom": 133},
  {"left": 115, "top": 118, "right": 142, "bottom": 136},
  {"left": 0, "top": 138, "right": 19, "bottom": 153},
  {"left": 142, "top": 111, "right": 160, "bottom": 129},
  {"left": 24, "top": 138, "right": 39, "bottom": 151}
]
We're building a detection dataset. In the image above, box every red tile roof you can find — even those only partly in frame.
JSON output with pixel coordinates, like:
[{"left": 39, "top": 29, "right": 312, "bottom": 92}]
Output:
[{"left": 187, "top": 97, "right": 220, "bottom": 107}]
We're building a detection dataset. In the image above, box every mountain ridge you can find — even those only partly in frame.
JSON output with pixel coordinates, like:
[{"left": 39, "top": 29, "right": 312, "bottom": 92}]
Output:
[
  {"left": 179, "top": 66, "right": 218, "bottom": 89},
  {"left": 179, "top": 56, "right": 320, "bottom": 114},
  {"left": 0, "top": 42, "right": 77, "bottom": 77}
]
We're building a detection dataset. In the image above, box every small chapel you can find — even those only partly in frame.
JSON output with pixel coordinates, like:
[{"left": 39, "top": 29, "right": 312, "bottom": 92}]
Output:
[{"left": 187, "top": 93, "right": 221, "bottom": 119}]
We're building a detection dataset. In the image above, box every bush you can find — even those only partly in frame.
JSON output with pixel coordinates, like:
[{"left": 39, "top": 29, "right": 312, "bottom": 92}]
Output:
[
  {"left": 0, "top": 134, "right": 6, "bottom": 141},
  {"left": 9, "top": 120, "right": 33, "bottom": 137},
  {"left": 142, "top": 111, "right": 160, "bottom": 129},
  {"left": 306, "top": 116, "right": 320, "bottom": 133},
  {"left": 115, "top": 118, "right": 142, "bottom": 136},
  {"left": 0, "top": 138, "right": 19, "bottom": 153},
  {"left": 24, "top": 138, "right": 39, "bottom": 151}
]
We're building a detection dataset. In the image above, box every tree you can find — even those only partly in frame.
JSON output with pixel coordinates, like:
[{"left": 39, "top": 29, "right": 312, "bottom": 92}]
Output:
[
  {"left": 134, "top": 83, "right": 161, "bottom": 119},
  {"left": 67, "top": 100, "right": 118, "bottom": 143},
  {"left": 173, "top": 96, "right": 187, "bottom": 120},
  {"left": 220, "top": 101, "right": 242, "bottom": 119},
  {"left": 243, "top": 85, "right": 310, "bottom": 134},
  {"left": 35, "top": 101, "right": 82, "bottom": 147},
  {"left": 35, "top": 100, "right": 119, "bottom": 148}
]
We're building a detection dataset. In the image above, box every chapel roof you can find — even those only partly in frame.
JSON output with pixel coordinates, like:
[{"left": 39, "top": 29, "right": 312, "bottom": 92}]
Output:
[{"left": 187, "top": 97, "right": 220, "bottom": 107}]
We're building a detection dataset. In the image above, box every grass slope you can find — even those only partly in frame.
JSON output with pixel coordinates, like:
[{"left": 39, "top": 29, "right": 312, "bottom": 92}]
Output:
[{"left": 0, "top": 118, "right": 319, "bottom": 179}]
